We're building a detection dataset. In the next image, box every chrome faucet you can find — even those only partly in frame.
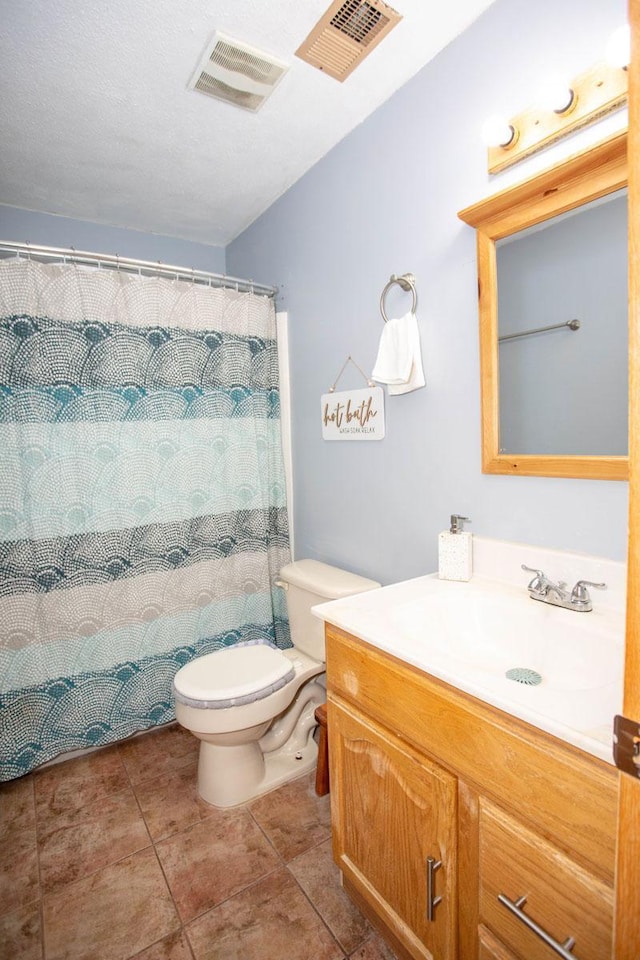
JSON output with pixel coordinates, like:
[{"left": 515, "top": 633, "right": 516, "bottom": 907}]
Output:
[{"left": 521, "top": 565, "right": 606, "bottom": 613}]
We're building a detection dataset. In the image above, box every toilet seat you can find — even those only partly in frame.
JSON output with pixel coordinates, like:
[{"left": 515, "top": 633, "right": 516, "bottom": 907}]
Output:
[{"left": 173, "top": 641, "right": 295, "bottom": 710}]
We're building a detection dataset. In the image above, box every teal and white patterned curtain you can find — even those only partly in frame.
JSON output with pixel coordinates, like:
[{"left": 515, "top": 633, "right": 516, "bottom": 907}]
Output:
[{"left": 0, "top": 257, "right": 290, "bottom": 780}]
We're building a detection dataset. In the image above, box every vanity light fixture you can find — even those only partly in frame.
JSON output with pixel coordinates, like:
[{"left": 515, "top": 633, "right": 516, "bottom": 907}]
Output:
[
  {"left": 481, "top": 115, "right": 517, "bottom": 149},
  {"left": 483, "top": 26, "right": 629, "bottom": 174},
  {"left": 535, "top": 76, "right": 575, "bottom": 115},
  {"left": 605, "top": 24, "right": 631, "bottom": 70}
]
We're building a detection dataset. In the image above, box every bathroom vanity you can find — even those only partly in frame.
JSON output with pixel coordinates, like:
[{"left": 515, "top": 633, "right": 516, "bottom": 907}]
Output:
[
  {"left": 326, "top": 625, "right": 616, "bottom": 960},
  {"left": 314, "top": 540, "right": 624, "bottom": 960}
]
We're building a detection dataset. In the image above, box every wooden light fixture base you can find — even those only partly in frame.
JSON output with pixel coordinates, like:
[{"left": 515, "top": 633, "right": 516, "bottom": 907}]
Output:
[{"left": 488, "top": 61, "right": 628, "bottom": 174}]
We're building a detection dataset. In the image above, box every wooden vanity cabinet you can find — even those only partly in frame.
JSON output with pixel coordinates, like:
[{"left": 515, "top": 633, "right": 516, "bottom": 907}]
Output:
[{"left": 325, "top": 625, "right": 619, "bottom": 960}]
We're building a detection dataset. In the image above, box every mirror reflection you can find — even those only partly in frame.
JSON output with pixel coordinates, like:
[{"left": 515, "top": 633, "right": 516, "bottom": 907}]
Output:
[{"left": 496, "top": 190, "right": 628, "bottom": 457}]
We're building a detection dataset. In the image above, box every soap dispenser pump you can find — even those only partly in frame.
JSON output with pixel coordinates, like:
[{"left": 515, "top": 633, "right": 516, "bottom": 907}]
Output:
[{"left": 438, "top": 514, "right": 472, "bottom": 581}]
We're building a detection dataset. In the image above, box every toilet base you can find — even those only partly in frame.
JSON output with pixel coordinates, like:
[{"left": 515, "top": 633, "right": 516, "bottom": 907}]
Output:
[{"left": 197, "top": 731, "right": 319, "bottom": 808}]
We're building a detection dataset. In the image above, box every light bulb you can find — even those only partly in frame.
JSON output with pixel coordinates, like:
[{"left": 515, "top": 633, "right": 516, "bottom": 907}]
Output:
[
  {"left": 481, "top": 115, "right": 516, "bottom": 149},
  {"left": 605, "top": 24, "right": 630, "bottom": 69},
  {"left": 537, "top": 77, "right": 575, "bottom": 114}
]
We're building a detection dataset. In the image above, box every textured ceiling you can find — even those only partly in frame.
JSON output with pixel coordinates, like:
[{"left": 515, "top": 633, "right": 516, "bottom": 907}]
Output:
[{"left": 0, "top": 0, "right": 497, "bottom": 246}]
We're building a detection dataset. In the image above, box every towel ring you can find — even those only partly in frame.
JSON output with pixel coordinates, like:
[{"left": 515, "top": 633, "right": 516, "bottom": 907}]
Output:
[{"left": 380, "top": 273, "right": 417, "bottom": 323}]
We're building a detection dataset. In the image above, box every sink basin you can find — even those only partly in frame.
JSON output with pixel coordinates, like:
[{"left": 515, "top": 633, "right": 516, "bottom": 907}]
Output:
[
  {"left": 313, "top": 574, "right": 625, "bottom": 764},
  {"left": 391, "top": 589, "right": 619, "bottom": 690}
]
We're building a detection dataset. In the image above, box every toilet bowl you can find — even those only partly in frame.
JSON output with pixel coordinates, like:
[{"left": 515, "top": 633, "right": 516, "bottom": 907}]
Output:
[{"left": 173, "top": 559, "right": 380, "bottom": 807}]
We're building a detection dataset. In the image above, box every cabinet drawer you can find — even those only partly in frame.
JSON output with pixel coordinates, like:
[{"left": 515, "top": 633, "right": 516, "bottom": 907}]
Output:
[
  {"left": 478, "top": 925, "right": 520, "bottom": 960},
  {"left": 478, "top": 799, "right": 613, "bottom": 960}
]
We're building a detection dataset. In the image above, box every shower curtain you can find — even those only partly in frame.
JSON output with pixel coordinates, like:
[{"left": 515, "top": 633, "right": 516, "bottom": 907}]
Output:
[{"left": 0, "top": 257, "right": 290, "bottom": 781}]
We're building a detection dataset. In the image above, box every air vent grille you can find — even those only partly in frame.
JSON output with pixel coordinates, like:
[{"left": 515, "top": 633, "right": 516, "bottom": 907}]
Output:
[
  {"left": 189, "top": 32, "right": 289, "bottom": 112},
  {"left": 194, "top": 74, "right": 265, "bottom": 112},
  {"left": 296, "top": 0, "right": 401, "bottom": 81},
  {"left": 330, "top": 1, "right": 387, "bottom": 46},
  {"left": 208, "top": 40, "right": 287, "bottom": 86}
]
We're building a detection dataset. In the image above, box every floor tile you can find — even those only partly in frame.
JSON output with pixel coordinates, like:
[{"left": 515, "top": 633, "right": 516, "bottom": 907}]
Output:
[
  {"left": 0, "top": 775, "right": 36, "bottom": 838},
  {"left": 119, "top": 723, "right": 198, "bottom": 786},
  {"left": 43, "top": 847, "right": 179, "bottom": 960},
  {"left": 248, "top": 773, "right": 331, "bottom": 861},
  {"left": 156, "top": 808, "right": 281, "bottom": 922},
  {"left": 186, "top": 868, "right": 343, "bottom": 960},
  {"left": 127, "top": 929, "right": 194, "bottom": 960},
  {"left": 0, "top": 900, "right": 42, "bottom": 960},
  {"left": 289, "top": 839, "right": 371, "bottom": 954},
  {"left": 34, "top": 744, "right": 128, "bottom": 822},
  {"left": 348, "top": 933, "right": 399, "bottom": 960},
  {"left": 133, "top": 759, "right": 214, "bottom": 841},
  {"left": 1, "top": 729, "right": 382, "bottom": 960},
  {"left": 38, "top": 786, "right": 151, "bottom": 894},
  {"left": 0, "top": 822, "right": 39, "bottom": 917}
]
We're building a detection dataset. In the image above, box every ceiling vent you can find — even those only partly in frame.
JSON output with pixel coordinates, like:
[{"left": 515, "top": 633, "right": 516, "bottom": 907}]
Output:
[
  {"left": 188, "top": 32, "right": 289, "bottom": 112},
  {"left": 295, "top": 0, "right": 402, "bottom": 82}
]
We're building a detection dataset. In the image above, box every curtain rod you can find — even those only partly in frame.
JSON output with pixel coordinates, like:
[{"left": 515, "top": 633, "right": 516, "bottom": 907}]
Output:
[{"left": 0, "top": 241, "right": 278, "bottom": 299}]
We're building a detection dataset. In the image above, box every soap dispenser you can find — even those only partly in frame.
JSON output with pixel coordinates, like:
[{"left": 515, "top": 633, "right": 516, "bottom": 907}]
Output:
[{"left": 438, "top": 515, "right": 472, "bottom": 581}]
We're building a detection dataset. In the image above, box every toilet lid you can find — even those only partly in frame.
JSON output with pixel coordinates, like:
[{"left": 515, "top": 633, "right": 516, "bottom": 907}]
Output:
[{"left": 173, "top": 642, "right": 295, "bottom": 709}]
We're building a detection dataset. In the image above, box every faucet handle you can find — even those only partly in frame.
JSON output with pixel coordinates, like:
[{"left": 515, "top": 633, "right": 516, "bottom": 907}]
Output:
[
  {"left": 521, "top": 564, "right": 548, "bottom": 593},
  {"left": 571, "top": 579, "right": 607, "bottom": 604}
]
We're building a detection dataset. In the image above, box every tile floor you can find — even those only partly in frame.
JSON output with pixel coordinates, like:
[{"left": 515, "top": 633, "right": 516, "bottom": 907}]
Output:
[{"left": 0, "top": 723, "right": 399, "bottom": 960}]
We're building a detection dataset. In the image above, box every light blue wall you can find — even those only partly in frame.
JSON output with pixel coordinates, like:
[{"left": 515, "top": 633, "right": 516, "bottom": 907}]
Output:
[
  {"left": 228, "top": 0, "right": 629, "bottom": 584},
  {"left": 498, "top": 194, "right": 628, "bottom": 456},
  {"left": 0, "top": 205, "right": 226, "bottom": 274}
]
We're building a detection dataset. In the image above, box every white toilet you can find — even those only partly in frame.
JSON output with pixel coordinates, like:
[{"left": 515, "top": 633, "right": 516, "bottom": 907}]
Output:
[{"left": 172, "top": 559, "right": 380, "bottom": 807}]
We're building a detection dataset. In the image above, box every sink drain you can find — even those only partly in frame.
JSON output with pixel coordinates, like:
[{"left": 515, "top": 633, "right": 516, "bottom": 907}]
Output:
[{"left": 505, "top": 667, "right": 542, "bottom": 686}]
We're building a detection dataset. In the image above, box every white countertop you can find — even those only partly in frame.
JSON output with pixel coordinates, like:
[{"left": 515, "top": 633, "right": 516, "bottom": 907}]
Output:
[{"left": 313, "top": 557, "right": 625, "bottom": 765}]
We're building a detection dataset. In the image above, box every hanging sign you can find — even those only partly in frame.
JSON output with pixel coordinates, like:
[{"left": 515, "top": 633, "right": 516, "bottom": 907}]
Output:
[{"left": 321, "top": 386, "right": 385, "bottom": 441}]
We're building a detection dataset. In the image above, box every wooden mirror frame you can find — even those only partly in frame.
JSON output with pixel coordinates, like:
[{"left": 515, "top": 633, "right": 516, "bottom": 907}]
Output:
[{"left": 458, "top": 130, "right": 628, "bottom": 480}]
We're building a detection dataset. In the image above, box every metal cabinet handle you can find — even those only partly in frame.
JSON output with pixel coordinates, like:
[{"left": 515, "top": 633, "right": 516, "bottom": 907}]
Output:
[
  {"left": 498, "top": 893, "right": 579, "bottom": 959},
  {"left": 426, "top": 856, "right": 442, "bottom": 921}
]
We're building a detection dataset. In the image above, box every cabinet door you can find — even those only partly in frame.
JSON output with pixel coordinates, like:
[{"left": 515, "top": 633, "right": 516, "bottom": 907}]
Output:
[{"left": 329, "top": 698, "right": 457, "bottom": 960}]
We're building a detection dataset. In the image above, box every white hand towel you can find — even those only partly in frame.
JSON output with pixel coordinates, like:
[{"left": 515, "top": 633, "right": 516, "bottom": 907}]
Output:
[{"left": 372, "top": 312, "right": 425, "bottom": 395}]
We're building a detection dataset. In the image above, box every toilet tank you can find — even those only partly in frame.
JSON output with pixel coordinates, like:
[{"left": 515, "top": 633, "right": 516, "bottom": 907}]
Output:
[{"left": 278, "top": 559, "right": 380, "bottom": 662}]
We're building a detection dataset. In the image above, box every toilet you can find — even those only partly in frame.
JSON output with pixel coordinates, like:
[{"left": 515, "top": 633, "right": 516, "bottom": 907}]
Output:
[{"left": 172, "top": 559, "right": 380, "bottom": 807}]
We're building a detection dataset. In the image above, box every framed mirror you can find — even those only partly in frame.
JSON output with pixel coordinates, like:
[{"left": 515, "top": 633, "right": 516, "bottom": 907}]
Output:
[{"left": 458, "top": 131, "right": 628, "bottom": 480}]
